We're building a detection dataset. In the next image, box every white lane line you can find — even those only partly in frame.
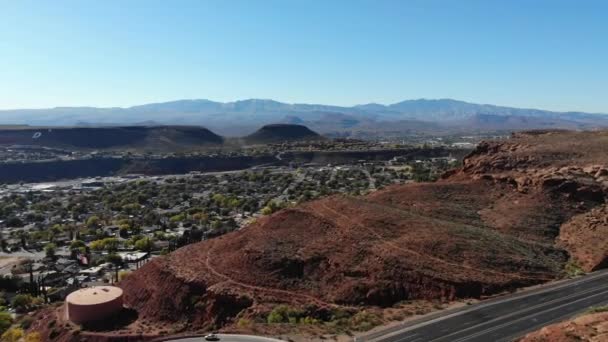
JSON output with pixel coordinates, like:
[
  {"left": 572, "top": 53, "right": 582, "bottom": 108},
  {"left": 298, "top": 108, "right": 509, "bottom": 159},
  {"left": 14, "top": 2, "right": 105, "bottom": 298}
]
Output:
[
  {"left": 393, "top": 332, "right": 419, "bottom": 342},
  {"left": 451, "top": 288, "right": 608, "bottom": 342},
  {"left": 427, "top": 284, "right": 608, "bottom": 342},
  {"left": 496, "top": 298, "right": 608, "bottom": 342},
  {"left": 372, "top": 271, "right": 608, "bottom": 342}
]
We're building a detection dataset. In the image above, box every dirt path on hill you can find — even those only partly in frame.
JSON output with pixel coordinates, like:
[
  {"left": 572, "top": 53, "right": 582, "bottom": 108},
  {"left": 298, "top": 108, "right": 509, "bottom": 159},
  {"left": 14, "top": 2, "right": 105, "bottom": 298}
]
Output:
[
  {"left": 318, "top": 201, "right": 554, "bottom": 282},
  {"left": 204, "top": 241, "right": 352, "bottom": 309}
]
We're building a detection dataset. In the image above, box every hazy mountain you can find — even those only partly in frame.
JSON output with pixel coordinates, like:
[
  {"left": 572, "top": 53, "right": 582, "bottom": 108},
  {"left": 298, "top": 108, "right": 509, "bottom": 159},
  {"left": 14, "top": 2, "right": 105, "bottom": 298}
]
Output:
[{"left": 1, "top": 98, "right": 607, "bottom": 136}]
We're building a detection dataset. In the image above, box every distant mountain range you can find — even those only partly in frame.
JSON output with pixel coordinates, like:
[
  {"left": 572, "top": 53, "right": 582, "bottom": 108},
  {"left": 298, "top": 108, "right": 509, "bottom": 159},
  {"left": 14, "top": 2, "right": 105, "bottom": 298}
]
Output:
[{"left": 1, "top": 98, "right": 607, "bottom": 137}]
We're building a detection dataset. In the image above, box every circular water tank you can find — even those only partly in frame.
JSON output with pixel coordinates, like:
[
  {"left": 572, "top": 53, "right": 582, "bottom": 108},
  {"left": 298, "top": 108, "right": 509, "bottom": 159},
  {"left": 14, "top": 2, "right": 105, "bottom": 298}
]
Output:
[{"left": 66, "top": 286, "right": 124, "bottom": 324}]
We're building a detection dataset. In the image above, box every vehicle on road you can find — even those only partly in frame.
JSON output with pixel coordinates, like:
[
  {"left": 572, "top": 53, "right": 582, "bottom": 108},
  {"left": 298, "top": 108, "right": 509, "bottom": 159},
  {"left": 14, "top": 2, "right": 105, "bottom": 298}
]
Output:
[{"left": 204, "top": 333, "right": 220, "bottom": 341}]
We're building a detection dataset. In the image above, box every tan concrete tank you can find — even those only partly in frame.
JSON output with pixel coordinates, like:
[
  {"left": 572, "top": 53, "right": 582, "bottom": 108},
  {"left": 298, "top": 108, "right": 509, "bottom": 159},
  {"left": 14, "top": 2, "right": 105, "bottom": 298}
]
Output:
[{"left": 66, "top": 286, "right": 123, "bottom": 324}]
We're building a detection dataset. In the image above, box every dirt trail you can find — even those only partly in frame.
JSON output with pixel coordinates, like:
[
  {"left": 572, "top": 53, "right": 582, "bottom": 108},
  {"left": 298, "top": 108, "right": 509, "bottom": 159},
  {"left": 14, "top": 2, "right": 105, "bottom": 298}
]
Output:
[
  {"left": 204, "top": 240, "right": 352, "bottom": 309},
  {"left": 318, "top": 200, "right": 554, "bottom": 282}
]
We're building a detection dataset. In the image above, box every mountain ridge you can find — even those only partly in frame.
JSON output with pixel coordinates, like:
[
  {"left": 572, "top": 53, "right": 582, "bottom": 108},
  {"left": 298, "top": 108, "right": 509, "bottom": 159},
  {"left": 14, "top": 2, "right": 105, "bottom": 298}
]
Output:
[
  {"left": 2, "top": 98, "right": 608, "bottom": 136},
  {"left": 4, "top": 98, "right": 607, "bottom": 116}
]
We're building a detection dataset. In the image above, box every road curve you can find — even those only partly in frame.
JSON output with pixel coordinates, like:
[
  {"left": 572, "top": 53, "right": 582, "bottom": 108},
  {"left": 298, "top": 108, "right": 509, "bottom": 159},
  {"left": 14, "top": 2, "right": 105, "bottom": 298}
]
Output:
[
  {"left": 165, "top": 334, "right": 284, "bottom": 342},
  {"left": 360, "top": 269, "right": 608, "bottom": 342}
]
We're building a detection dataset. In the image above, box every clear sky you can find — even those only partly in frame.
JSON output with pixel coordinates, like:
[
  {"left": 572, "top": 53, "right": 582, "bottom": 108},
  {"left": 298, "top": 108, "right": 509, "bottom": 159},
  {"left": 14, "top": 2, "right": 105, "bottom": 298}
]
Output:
[{"left": 1, "top": 0, "right": 606, "bottom": 112}]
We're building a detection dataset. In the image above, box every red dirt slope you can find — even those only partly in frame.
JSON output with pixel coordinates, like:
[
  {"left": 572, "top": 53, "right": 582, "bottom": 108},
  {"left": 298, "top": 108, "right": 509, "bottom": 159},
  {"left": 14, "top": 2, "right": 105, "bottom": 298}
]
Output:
[
  {"left": 116, "top": 131, "right": 608, "bottom": 334},
  {"left": 33, "top": 130, "right": 608, "bottom": 340}
]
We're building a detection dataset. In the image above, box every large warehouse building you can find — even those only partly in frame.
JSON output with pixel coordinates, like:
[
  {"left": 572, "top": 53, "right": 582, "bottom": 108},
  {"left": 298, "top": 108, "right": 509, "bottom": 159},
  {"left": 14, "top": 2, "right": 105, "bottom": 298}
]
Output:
[{"left": 65, "top": 286, "right": 124, "bottom": 324}]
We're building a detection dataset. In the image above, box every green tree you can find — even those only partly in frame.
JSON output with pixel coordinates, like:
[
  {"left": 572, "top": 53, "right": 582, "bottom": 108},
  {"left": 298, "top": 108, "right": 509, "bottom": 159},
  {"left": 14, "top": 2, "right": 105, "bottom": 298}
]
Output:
[
  {"left": 191, "top": 212, "right": 208, "bottom": 224},
  {"left": 105, "top": 253, "right": 123, "bottom": 266},
  {"left": 102, "top": 237, "right": 119, "bottom": 252},
  {"left": 119, "top": 226, "right": 129, "bottom": 238},
  {"left": 134, "top": 237, "right": 153, "bottom": 252},
  {"left": 261, "top": 206, "right": 273, "bottom": 215},
  {"left": 227, "top": 198, "right": 242, "bottom": 209},
  {"left": 169, "top": 213, "right": 186, "bottom": 223},
  {"left": 50, "top": 224, "right": 64, "bottom": 235},
  {"left": 211, "top": 220, "right": 222, "bottom": 230},
  {"left": 86, "top": 215, "right": 101, "bottom": 228},
  {"left": 44, "top": 243, "right": 56, "bottom": 259},
  {"left": 212, "top": 193, "right": 226, "bottom": 204},
  {"left": 11, "top": 294, "right": 33, "bottom": 313},
  {"left": 89, "top": 239, "right": 105, "bottom": 251},
  {"left": 5, "top": 217, "right": 24, "bottom": 228},
  {"left": 69, "top": 240, "right": 86, "bottom": 250}
]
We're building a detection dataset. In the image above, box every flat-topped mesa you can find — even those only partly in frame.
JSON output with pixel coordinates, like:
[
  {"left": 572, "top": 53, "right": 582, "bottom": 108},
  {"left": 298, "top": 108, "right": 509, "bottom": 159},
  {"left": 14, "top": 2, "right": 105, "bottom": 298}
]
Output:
[{"left": 0, "top": 125, "right": 224, "bottom": 151}]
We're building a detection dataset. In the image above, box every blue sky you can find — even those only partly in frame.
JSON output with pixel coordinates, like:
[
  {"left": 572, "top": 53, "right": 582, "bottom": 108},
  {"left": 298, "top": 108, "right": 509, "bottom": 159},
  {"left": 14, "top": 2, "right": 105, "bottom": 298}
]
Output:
[{"left": 0, "top": 0, "right": 606, "bottom": 112}]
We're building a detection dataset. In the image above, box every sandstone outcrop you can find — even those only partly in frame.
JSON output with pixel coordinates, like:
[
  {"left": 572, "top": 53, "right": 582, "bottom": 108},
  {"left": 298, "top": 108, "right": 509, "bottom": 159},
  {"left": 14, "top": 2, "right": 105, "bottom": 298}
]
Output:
[{"left": 31, "top": 130, "right": 608, "bottom": 340}]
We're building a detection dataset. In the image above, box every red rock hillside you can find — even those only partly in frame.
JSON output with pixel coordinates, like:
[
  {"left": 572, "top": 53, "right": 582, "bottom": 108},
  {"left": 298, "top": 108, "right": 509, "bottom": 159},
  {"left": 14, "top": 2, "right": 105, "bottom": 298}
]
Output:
[{"left": 31, "top": 130, "right": 608, "bottom": 340}]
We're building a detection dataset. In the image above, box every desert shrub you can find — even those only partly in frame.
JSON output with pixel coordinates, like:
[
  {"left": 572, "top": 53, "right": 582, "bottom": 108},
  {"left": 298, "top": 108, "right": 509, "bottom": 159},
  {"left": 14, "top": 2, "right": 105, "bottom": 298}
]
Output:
[
  {"left": 49, "top": 328, "right": 59, "bottom": 339},
  {"left": 329, "top": 308, "right": 352, "bottom": 321},
  {"left": 0, "top": 312, "right": 12, "bottom": 335},
  {"left": 1, "top": 327, "right": 24, "bottom": 342},
  {"left": 585, "top": 306, "right": 608, "bottom": 314},
  {"left": 324, "top": 309, "right": 381, "bottom": 333},
  {"left": 237, "top": 318, "right": 253, "bottom": 328},
  {"left": 267, "top": 310, "right": 284, "bottom": 324},
  {"left": 564, "top": 260, "right": 585, "bottom": 277},
  {"left": 24, "top": 332, "right": 42, "bottom": 342},
  {"left": 19, "top": 316, "right": 34, "bottom": 329},
  {"left": 266, "top": 305, "right": 305, "bottom": 324},
  {"left": 300, "top": 316, "right": 320, "bottom": 324},
  {"left": 350, "top": 311, "right": 381, "bottom": 331},
  {"left": 323, "top": 308, "right": 353, "bottom": 332},
  {"left": 118, "top": 270, "right": 131, "bottom": 281},
  {"left": 11, "top": 294, "right": 35, "bottom": 313}
]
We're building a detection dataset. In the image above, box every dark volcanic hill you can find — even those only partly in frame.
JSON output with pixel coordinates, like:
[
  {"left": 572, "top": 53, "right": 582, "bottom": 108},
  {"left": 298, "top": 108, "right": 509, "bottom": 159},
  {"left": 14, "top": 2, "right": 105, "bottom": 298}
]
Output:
[
  {"left": 30, "top": 130, "right": 608, "bottom": 341},
  {"left": 243, "top": 124, "right": 323, "bottom": 144},
  {"left": 0, "top": 125, "right": 224, "bottom": 151}
]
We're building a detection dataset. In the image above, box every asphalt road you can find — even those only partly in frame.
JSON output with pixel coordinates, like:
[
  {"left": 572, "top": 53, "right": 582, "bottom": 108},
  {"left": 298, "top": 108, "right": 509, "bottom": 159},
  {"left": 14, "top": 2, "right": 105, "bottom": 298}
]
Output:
[
  {"left": 165, "top": 334, "right": 283, "bottom": 342},
  {"left": 362, "top": 269, "right": 608, "bottom": 342}
]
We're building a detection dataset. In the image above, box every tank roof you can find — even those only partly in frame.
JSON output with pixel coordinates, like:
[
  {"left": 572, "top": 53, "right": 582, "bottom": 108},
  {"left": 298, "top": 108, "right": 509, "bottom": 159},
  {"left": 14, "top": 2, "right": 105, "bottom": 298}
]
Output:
[{"left": 66, "top": 286, "right": 123, "bottom": 305}]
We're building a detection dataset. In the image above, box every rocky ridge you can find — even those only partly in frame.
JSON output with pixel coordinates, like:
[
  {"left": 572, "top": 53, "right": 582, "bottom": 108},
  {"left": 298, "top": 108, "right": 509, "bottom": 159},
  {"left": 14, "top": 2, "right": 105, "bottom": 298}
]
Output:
[{"left": 29, "top": 130, "right": 608, "bottom": 340}]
